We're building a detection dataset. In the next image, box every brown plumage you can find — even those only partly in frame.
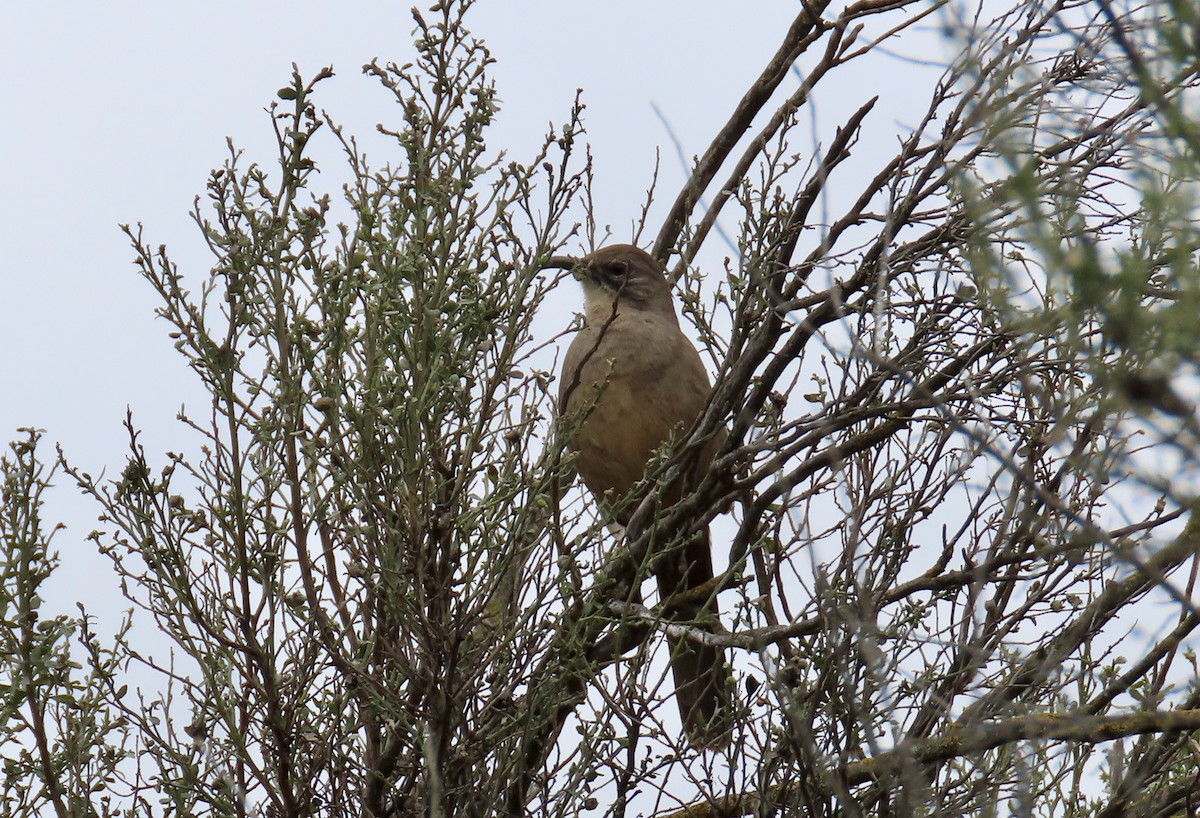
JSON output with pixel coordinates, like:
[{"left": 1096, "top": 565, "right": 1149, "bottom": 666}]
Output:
[{"left": 553, "top": 244, "right": 731, "bottom": 748}]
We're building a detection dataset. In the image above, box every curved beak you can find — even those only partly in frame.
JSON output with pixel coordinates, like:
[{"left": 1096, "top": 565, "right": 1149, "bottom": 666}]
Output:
[{"left": 543, "top": 255, "right": 580, "bottom": 271}]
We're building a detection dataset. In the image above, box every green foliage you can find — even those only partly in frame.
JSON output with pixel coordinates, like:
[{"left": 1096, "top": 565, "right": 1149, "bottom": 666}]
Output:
[
  {"left": 0, "top": 431, "right": 129, "bottom": 818},
  {"left": 58, "top": 2, "right": 588, "bottom": 815},
  {"left": 961, "top": 3, "right": 1200, "bottom": 437}
]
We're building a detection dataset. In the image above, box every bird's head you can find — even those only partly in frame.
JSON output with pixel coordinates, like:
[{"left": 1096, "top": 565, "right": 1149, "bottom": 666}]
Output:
[{"left": 546, "top": 244, "right": 676, "bottom": 324}]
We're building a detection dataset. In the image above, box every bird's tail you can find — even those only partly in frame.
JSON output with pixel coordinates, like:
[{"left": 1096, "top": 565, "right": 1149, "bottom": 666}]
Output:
[{"left": 657, "top": 527, "right": 732, "bottom": 748}]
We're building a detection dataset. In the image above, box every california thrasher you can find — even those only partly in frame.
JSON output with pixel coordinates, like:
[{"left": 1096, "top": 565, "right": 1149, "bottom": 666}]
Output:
[{"left": 550, "top": 244, "right": 731, "bottom": 748}]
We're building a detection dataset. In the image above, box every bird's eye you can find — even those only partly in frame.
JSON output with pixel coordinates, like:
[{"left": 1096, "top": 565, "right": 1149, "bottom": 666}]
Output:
[{"left": 602, "top": 260, "right": 629, "bottom": 282}]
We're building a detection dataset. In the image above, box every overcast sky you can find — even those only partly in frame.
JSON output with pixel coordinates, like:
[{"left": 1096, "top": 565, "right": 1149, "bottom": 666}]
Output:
[
  {"left": 1, "top": 2, "right": 834, "bottom": 605},
  {"left": 1, "top": 1, "right": 810, "bottom": 461},
  {"left": 0, "top": 0, "right": 961, "bottom": 658}
]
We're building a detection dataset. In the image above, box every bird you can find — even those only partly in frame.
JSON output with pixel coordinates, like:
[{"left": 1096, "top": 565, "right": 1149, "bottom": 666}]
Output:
[{"left": 549, "top": 243, "right": 731, "bottom": 748}]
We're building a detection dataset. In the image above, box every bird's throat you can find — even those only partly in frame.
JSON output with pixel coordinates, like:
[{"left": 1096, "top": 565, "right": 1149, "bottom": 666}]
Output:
[{"left": 583, "top": 287, "right": 620, "bottom": 326}]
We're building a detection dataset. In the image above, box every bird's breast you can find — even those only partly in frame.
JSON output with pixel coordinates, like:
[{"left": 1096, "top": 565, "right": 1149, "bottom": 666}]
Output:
[{"left": 560, "top": 314, "right": 712, "bottom": 511}]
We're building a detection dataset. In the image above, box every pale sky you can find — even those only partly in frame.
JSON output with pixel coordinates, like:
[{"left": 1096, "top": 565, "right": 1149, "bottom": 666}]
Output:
[
  {"left": 2, "top": 2, "right": 806, "bottom": 467},
  {"left": 3, "top": 2, "right": 836, "bottom": 611}
]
